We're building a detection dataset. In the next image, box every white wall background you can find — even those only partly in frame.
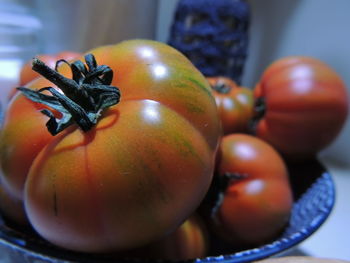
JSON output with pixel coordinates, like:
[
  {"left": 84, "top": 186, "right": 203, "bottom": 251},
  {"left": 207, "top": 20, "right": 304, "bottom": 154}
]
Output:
[{"left": 34, "top": 0, "right": 159, "bottom": 53}]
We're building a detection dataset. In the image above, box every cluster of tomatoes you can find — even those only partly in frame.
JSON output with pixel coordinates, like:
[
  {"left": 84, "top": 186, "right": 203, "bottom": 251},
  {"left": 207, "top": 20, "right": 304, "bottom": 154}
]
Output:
[
  {"left": 202, "top": 56, "right": 349, "bottom": 249},
  {"left": 0, "top": 40, "right": 348, "bottom": 262}
]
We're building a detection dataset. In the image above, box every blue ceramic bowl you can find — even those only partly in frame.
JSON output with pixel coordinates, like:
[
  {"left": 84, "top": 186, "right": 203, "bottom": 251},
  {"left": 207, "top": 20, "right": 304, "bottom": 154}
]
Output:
[{"left": 0, "top": 159, "right": 335, "bottom": 263}]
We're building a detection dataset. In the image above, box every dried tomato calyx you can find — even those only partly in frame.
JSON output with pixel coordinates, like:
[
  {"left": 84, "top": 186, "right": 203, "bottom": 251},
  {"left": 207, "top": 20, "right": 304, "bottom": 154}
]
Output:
[{"left": 17, "top": 54, "right": 121, "bottom": 136}]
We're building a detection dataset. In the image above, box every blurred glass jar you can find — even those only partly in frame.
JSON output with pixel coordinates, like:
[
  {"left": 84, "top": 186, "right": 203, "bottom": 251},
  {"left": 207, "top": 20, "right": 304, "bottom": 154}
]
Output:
[{"left": 0, "top": 0, "right": 41, "bottom": 108}]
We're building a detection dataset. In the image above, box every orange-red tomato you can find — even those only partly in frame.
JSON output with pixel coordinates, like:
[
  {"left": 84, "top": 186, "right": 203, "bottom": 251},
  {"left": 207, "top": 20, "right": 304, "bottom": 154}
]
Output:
[
  {"left": 0, "top": 39, "right": 221, "bottom": 252},
  {"left": 210, "top": 134, "right": 293, "bottom": 246},
  {"left": 121, "top": 214, "right": 209, "bottom": 261},
  {"left": 253, "top": 56, "right": 349, "bottom": 159},
  {"left": 207, "top": 76, "right": 254, "bottom": 135},
  {"left": 8, "top": 51, "right": 81, "bottom": 100}
]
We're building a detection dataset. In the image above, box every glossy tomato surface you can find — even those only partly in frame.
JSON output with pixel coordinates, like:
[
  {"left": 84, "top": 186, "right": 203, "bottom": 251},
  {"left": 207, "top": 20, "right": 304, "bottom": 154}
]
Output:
[
  {"left": 253, "top": 56, "right": 349, "bottom": 159},
  {"left": 0, "top": 39, "right": 221, "bottom": 253},
  {"left": 207, "top": 76, "right": 254, "bottom": 135},
  {"left": 211, "top": 134, "right": 293, "bottom": 246}
]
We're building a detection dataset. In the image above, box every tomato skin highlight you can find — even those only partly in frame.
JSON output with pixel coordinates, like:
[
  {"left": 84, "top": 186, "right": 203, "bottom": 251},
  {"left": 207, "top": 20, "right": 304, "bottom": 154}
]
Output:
[
  {"left": 212, "top": 134, "right": 293, "bottom": 246},
  {"left": 253, "top": 56, "right": 349, "bottom": 159},
  {"left": 207, "top": 76, "right": 254, "bottom": 135},
  {"left": 0, "top": 39, "right": 221, "bottom": 253}
]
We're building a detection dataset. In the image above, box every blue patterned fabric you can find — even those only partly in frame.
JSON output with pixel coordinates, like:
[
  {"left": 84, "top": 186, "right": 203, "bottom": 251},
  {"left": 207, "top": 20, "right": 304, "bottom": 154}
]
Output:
[{"left": 168, "top": 0, "right": 250, "bottom": 84}]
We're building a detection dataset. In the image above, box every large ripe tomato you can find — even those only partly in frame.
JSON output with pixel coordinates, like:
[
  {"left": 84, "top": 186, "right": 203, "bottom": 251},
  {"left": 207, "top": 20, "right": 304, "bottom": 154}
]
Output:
[
  {"left": 8, "top": 51, "right": 81, "bottom": 100},
  {"left": 207, "top": 76, "right": 254, "bottom": 134},
  {"left": 253, "top": 56, "right": 349, "bottom": 159},
  {"left": 209, "top": 134, "right": 293, "bottom": 246},
  {"left": 0, "top": 39, "right": 221, "bottom": 252}
]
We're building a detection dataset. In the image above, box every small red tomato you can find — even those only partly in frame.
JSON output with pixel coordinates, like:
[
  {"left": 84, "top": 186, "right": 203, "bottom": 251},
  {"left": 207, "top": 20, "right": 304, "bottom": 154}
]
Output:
[
  {"left": 207, "top": 76, "right": 254, "bottom": 135},
  {"left": 253, "top": 56, "right": 349, "bottom": 159},
  {"left": 210, "top": 134, "right": 293, "bottom": 246},
  {"left": 121, "top": 214, "right": 209, "bottom": 261}
]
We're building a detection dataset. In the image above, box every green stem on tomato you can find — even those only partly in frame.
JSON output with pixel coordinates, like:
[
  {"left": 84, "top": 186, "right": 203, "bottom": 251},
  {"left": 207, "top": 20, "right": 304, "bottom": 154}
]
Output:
[{"left": 17, "top": 54, "right": 121, "bottom": 136}]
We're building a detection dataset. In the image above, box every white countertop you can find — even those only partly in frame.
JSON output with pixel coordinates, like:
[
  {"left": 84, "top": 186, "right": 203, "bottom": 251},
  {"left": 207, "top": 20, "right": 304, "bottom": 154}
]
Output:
[{"left": 283, "top": 160, "right": 350, "bottom": 261}]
